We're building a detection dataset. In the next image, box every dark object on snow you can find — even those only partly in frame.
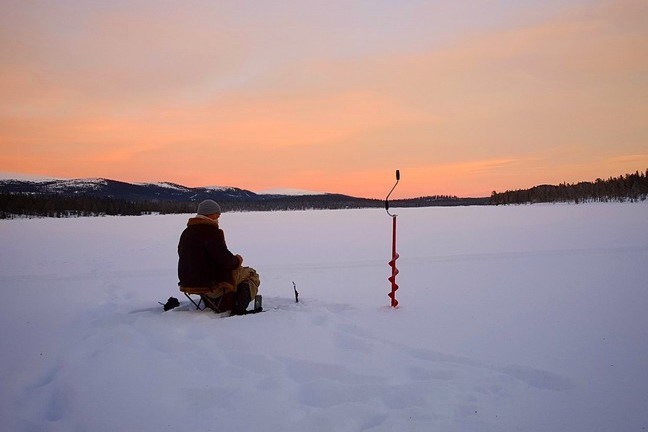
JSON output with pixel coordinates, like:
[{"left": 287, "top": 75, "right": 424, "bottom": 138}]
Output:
[
  {"left": 161, "top": 297, "right": 180, "bottom": 311},
  {"left": 293, "top": 281, "right": 299, "bottom": 303}
]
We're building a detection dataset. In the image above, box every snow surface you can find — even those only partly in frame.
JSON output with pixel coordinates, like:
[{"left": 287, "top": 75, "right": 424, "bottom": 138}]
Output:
[
  {"left": 135, "top": 182, "right": 191, "bottom": 191},
  {"left": 48, "top": 178, "right": 109, "bottom": 191},
  {"left": 1, "top": 203, "right": 647, "bottom": 431},
  {"left": 0, "top": 173, "right": 60, "bottom": 182},
  {"left": 201, "top": 186, "right": 238, "bottom": 192},
  {"left": 257, "top": 188, "right": 327, "bottom": 196}
]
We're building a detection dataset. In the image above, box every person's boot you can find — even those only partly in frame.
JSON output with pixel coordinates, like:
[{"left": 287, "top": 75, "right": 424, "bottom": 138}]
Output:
[{"left": 232, "top": 281, "right": 252, "bottom": 315}]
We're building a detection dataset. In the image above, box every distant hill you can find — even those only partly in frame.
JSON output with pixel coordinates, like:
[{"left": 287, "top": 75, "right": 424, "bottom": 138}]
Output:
[
  {"left": 0, "top": 178, "right": 259, "bottom": 203},
  {"left": 0, "top": 177, "right": 487, "bottom": 218}
]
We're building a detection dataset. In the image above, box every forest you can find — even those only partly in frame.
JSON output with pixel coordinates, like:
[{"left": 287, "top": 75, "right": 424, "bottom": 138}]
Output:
[
  {"left": 0, "top": 194, "right": 195, "bottom": 219},
  {"left": 489, "top": 170, "right": 648, "bottom": 205},
  {"left": 0, "top": 193, "right": 483, "bottom": 219}
]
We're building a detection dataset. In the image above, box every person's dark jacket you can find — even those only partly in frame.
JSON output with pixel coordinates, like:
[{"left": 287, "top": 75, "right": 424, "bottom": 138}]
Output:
[{"left": 178, "top": 216, "right": 241, "bottom": 288}]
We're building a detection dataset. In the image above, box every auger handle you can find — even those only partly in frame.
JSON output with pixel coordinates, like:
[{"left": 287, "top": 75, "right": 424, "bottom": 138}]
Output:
[{"left": 385, "top": 170, "right": 400, "bottom": 216}]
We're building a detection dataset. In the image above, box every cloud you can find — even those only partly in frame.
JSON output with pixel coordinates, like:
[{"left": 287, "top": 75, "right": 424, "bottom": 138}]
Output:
[
  {"left": 1, "top": 0, "right": 647, "bottom": 196},
  {"left": 605, "top": 154, "right": 648, "bottom": 166}
]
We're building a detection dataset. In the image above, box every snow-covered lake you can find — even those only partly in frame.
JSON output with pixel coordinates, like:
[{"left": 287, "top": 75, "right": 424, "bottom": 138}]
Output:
[{"left": 1, "top": 203, "right": 647, "bottom": 431}]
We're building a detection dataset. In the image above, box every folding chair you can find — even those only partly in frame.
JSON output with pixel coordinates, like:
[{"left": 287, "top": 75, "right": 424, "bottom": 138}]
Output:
[{"left": 179, "top": 286, "right": 225, "bottom": 311}]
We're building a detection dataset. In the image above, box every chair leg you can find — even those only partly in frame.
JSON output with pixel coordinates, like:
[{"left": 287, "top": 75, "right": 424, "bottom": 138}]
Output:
[
  {"left": 202, "top": 295, "right": 224, "bottom": 312},
  {"left": 183, "top": 293, "right": 204, "bottom": 310}
]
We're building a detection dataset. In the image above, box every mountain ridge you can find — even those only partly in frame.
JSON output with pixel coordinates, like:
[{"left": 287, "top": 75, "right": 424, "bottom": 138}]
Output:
[
  {"left": 0, "top": 177, "right": 489, "bottom": 217},
  {"left": 0, "top": 177, "right": 274, "bottom": 202}
]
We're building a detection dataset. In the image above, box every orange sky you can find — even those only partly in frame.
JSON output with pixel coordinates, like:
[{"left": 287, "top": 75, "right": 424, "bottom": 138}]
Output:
[{"left": 1, "top": 0, "right": 647, "bottom": 198}]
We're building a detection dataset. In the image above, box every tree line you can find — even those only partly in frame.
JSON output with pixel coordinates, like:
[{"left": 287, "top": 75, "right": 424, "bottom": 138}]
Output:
[
  {"left": 0, "top": 193, "right": 378, "bottom": 218},
  {"left": 489, "top": 170, "right": 648, "bottom": 205},
  {"left": 0, "top": 194, "right": 196, "bottom": 219},
  {"left": 391, "top": 195, "right": 488, "bottom": 207},
  {"left": 0, "top": 192, "right": 487, "bottom": 219}
]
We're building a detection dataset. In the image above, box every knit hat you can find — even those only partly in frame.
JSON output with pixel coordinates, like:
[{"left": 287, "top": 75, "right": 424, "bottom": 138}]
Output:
[{"left": 197, "top": 199, "right": 222, "bottom": 216}]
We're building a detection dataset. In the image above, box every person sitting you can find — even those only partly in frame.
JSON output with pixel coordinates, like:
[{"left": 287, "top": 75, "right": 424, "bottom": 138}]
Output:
[{"left": 177, "top": 199, "right": 260, "bottom": 315}]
